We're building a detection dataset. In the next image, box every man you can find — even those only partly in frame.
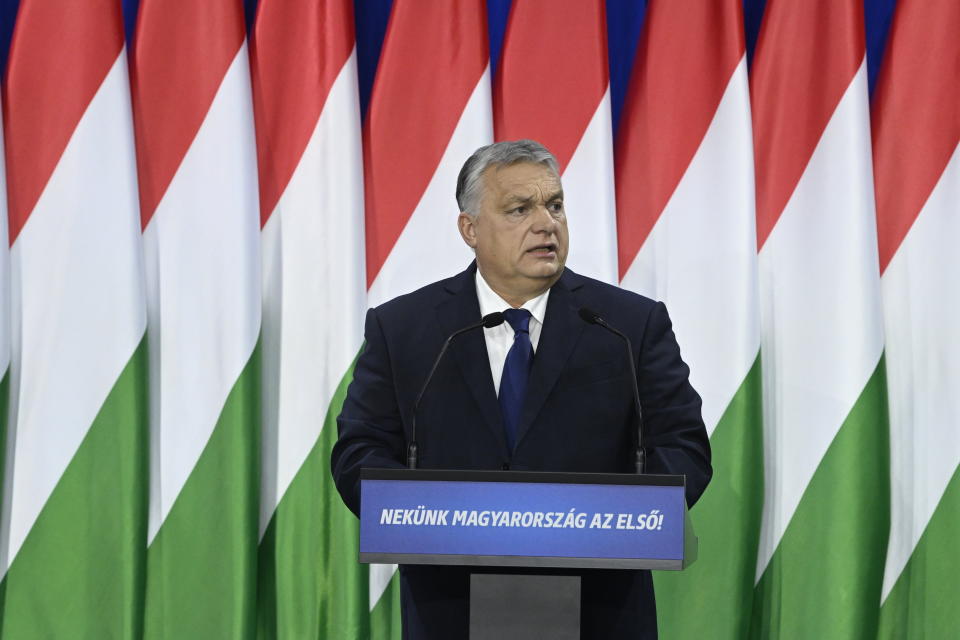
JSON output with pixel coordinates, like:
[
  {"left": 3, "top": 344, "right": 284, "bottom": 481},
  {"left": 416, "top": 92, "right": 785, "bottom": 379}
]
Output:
[{"left": 332, "top": 140, "right": 711, "bottom": 639}]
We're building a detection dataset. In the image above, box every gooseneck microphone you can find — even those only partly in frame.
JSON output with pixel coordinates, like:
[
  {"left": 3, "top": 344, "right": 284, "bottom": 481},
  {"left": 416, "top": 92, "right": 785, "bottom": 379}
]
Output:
[
  {"left": 407, "top": 311, "right": 505, "bottom": 469},
  {"left": 578, "top": 307, "right": 646, "bottom": 474}
]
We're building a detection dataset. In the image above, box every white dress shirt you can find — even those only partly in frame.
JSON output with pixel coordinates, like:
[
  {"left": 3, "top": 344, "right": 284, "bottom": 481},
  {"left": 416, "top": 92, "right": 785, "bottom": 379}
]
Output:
[{"left": 475, "top": 270, "right": 550, "bottom": 395}]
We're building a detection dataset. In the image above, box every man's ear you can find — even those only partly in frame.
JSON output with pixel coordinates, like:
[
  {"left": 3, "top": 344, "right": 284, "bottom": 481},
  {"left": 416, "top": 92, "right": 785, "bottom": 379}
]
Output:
[{"left": 458, "top": 212, "right": 478, "bottom": 249}]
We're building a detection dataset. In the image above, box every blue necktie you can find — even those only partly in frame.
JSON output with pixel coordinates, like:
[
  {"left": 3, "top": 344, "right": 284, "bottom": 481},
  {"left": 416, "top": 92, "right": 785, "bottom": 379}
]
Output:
[{"left": 499, "top": 308, "right": 533, "bottom": 451}]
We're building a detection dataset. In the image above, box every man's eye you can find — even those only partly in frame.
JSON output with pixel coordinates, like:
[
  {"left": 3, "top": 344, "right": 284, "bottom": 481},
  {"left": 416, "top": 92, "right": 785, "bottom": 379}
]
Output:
[
  {"left": 508, "top": 206, "right": 526, "bottom": 215},
  {"left": 549, "top": 202, "right": 563, "bottom": 213}
]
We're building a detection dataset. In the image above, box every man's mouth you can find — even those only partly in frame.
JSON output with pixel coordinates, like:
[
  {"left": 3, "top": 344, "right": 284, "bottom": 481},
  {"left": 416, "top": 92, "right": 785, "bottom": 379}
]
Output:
[{"left": 526, "top": 243, "right": 557, "bottom": 256}]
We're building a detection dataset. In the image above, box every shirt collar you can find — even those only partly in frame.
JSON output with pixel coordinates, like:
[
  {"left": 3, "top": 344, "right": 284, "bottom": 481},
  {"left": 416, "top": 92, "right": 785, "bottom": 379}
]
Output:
[{"left": 475, "top": 269, "right": 550, "bottom": 326}]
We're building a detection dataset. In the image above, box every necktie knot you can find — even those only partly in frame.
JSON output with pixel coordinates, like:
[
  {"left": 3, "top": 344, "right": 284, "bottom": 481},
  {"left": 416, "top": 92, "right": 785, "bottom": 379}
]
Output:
[{"left": 503, "top": 308, "right": 532, "bottom": 335}]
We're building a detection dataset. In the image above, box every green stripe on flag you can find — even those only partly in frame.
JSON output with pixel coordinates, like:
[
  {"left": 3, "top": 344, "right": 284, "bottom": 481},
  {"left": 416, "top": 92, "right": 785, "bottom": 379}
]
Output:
[
  {"left": 0, "top": 368, "right": 10, "bottom": 632},
  {"left": 751, "top": 359, "right": 889, "bottom": 640},
  {"left": 878, "top": 463, "right": 960, "bottom": 639},
  {"left": 0, "top": 339, "right": 148, "bottom": 639},
  {"left": 0, "top": 368, "right": 8, "bottom": 513},
  {"left": 369, "top": 572, "right": 402, "bottom": 640},
  {"left": 144, "top": 344, "right": 261, "bottom": 640},
  {"left": 655, "top": 355, "right": 763, "bottom": 640},
  {"left": 257, "top": 361, "right": 369, "bottom": 639}
]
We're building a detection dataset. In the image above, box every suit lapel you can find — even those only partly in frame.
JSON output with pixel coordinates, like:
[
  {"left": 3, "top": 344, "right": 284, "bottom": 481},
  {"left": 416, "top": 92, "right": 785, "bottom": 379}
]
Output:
[
  {"left": 435, "top": 263, "right": 510, "bottom": 455},
  {"left": 515, "top": 269, "right": 585, "bottom": 447}
]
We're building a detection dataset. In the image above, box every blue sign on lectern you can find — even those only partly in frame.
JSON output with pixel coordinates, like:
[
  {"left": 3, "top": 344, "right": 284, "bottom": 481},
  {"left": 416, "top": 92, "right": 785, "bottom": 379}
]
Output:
[{"left": 359, "top": 469, "right": 696, "bottom": 570}]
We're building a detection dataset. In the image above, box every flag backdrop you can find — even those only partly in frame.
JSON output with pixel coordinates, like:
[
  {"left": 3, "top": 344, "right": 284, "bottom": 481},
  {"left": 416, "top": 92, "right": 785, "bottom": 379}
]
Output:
[
  {"left": 0, "top": 1, "right": 955, "bottom": 639},
  {"left": 0, "top": 1, "right": 148, "bottom": 638},
  {"left": 615, "top": 2, "right": 762, "bottom": 639},
  {"left": 750, "top": 1, "right": 888, "bottom": 637},
  {"left": 132, "top": 0, "right": 262, "bottom": 638}
]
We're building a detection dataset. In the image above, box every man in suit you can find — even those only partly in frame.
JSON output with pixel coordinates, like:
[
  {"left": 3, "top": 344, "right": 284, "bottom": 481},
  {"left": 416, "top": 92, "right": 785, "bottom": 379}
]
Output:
[{"left": 331, "top": 140, "right": 711, "bottom": 639}]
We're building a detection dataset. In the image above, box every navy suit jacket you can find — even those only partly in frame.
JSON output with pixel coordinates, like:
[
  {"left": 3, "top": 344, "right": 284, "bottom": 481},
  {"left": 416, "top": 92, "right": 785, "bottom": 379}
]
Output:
[{"left": 332, "top": 263, "right": 711, "bottom": 639}]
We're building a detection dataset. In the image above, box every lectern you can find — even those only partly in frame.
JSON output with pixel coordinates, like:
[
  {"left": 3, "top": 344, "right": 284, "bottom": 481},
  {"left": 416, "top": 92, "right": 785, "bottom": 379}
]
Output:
[{"left": 359, "top": 468, "right": 697, "bottom": 639}]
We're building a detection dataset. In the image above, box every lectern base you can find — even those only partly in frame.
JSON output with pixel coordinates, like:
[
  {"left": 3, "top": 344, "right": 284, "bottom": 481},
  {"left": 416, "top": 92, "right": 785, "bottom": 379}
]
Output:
[{"left": 469, "top": 573, "right": 581, "bottom": 640}]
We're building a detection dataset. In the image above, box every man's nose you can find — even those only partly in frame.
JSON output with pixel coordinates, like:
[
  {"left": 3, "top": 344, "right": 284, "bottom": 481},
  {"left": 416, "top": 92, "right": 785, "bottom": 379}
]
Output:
[{"left": 531, "top": 205, "right": 558, "bottom": 232}]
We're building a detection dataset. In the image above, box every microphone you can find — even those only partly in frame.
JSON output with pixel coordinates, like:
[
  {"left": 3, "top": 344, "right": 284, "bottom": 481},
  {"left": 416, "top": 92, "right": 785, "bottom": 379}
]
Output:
[
  {"left": 578, "top": 307, "right": 646, "bottom": 474},
  {"left": 407, "top": 311, "right": 505, "bottom": 469}
]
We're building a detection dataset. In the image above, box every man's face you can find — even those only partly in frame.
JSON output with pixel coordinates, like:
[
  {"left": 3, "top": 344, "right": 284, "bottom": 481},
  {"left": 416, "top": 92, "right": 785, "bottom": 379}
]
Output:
[{"left": 458, "top": 162, "right": 569, "bottom": 300}]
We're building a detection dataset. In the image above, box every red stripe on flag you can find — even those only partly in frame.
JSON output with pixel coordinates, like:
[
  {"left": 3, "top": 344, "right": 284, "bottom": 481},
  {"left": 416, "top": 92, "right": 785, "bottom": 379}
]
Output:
[
  {"left": 494, "top": 0, "right": 607, "bottom": 172},
  {"left": 614, "top": 0, "right": 745, "bottom": 279},
  {"left": 251, "top": 0, "right": 354, "bottom": 227},
  {"left": 751, "top": 0, "right": 864, "bottom": 249},
  {"left": 363, "top": 0, "right": 487, "bottom": 288},
  {"left": 132, "top": 0, "right": 246, "bottom": 228},
  {"left": 3, "top": 0, "right": 124, "bottom": 245},
  {"left": 872, "top": 0, "right": 960, "bottom": 274}
]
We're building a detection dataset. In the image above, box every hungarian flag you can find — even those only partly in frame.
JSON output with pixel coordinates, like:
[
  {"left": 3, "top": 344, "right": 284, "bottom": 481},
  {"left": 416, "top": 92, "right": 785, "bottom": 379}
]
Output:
[
  {"left": 872, "top": 0, "right": 960, "bottom": 637},
  {"left": 251, "top": 0, "right": 368, "bottom": 637},
  {"left": 0, "top": 3, "right": 954, "bottom": 639},
  {"left": 495, "top": 0, "right": 617, "bottom": 283},
  {"left": 615, "top": 1, "right": 762, "bottom": 638},
  {"left": 362, "top": 2, "right": 491, "bottom": 631},
  {"left": 0, "top": 0, "right": 148, "bottom": 637},
  {"left": 0, "top": 119, "right": 9, "bottom": 567},
  {"left": 750, "top": 0, "right": 888, "bottom": 637},
  {"left": 132, "top": 0, "right": 261, "bottom": 636}
]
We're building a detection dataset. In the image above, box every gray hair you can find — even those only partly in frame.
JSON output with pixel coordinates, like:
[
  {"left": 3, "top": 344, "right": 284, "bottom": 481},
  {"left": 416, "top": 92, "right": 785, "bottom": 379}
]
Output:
[{"left": 455, "top": 139, "right": 560, "bottom": 215}]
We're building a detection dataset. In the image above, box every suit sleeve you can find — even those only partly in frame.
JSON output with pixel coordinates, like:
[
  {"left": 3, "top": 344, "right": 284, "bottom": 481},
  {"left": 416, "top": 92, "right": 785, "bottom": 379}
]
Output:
[
  {"left": 330, "top": 307, "right": 406, "bottom": 517},
  {"left": 637, "top": 301, "right": 713, "bottom": 506}
]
